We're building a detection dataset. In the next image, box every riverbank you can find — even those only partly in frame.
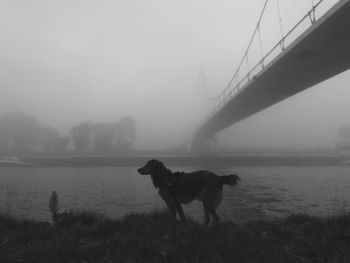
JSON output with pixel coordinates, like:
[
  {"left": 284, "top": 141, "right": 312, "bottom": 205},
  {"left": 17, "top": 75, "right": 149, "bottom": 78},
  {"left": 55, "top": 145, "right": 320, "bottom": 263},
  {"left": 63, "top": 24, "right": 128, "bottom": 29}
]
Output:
[
  {"left": 21, "top": 154, "right": 350, "bottom": 167},
  {"left": 1, "top": 210, "right": 350, "bottom": 263}
]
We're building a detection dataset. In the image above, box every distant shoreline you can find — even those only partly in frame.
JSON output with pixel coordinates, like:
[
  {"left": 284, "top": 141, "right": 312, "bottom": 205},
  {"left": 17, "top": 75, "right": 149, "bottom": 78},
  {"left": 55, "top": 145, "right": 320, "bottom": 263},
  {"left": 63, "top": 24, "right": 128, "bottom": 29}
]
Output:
[{"left": 19, "top": 154, "right": 350, "bottom": 167}]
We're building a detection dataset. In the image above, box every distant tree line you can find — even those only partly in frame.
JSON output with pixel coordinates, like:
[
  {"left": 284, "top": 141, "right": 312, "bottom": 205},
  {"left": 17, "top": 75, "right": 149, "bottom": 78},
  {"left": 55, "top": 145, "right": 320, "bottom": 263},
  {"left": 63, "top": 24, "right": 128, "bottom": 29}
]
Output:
[
  {"left": 336, "top": 125, "right": 350, "bottom": 151},
  {"left": 70, "top": 117, "right": 135, "bottom": 154},
  {"left": 0, "top": 112, "right": 135, "bottom": 156}
]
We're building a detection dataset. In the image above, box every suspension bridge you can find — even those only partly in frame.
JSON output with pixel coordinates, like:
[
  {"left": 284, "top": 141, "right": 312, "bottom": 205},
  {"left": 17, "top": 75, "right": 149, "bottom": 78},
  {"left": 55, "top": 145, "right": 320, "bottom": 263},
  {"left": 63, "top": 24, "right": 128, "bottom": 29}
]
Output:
[{"left": 193, "top": 0, "right": 350, "bottom": 150}]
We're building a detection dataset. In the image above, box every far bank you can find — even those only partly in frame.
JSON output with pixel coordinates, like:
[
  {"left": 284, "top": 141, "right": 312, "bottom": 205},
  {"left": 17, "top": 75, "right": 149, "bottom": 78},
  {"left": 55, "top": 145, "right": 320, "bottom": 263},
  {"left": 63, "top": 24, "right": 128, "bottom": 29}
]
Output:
[{"left": 20, "top": 154, "right": 350, "bottom": 167}]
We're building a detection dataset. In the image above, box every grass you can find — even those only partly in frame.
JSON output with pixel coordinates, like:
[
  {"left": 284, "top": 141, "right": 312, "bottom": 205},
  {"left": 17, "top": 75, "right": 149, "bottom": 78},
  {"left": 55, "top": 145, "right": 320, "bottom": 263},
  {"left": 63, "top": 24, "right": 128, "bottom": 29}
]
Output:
[{"left": 1, "top": 211, "right": 350, "bottom": 263}]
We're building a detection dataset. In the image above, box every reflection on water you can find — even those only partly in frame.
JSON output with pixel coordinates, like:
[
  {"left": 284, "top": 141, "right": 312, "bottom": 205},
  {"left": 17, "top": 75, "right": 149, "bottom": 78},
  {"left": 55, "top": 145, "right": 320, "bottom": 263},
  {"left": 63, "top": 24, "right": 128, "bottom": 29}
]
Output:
[{"left": 1, "top": 165, "right": 350, "bottom": 222}]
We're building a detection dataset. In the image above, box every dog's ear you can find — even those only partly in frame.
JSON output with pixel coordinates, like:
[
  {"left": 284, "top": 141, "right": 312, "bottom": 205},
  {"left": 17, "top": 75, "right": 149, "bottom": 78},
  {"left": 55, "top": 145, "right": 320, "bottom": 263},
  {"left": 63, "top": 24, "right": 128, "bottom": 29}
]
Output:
[
  {"left": 153, "top": 160, "right": 163, "bottom": 175},
  {"left": 150, "top": 161, "right": 164, "bottom": 188}
]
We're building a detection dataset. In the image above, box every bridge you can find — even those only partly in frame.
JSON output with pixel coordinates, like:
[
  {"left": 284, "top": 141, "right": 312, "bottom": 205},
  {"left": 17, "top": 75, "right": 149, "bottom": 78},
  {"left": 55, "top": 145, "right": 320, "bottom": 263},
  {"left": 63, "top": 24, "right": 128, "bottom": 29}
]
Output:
[{"left": 194, "top": 0, "right": 350, "bottom": 149}]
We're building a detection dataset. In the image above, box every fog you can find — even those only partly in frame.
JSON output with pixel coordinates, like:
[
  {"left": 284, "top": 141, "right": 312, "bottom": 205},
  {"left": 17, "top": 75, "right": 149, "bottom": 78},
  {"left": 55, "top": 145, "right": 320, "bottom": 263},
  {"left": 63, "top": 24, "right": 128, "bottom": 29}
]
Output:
[{"left": 1, "top": 0, "right": 349, "bottom": 152}]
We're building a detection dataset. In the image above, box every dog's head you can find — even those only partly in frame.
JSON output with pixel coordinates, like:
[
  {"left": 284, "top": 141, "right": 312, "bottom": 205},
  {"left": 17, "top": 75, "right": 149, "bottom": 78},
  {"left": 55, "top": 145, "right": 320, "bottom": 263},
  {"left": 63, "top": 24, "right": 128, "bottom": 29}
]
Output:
[
  {"left": 228, "top": 174, "right": 240, "bottom": 186},
  {"left": 137, "top": 159, "right": 162, "bottom": 175}
]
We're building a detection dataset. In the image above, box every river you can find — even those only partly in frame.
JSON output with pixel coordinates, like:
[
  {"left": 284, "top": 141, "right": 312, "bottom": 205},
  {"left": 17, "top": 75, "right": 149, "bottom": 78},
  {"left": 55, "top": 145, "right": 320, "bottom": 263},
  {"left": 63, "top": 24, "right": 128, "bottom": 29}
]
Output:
[{"left": 1, "top": 165, "right": 350, "bottom": 223}]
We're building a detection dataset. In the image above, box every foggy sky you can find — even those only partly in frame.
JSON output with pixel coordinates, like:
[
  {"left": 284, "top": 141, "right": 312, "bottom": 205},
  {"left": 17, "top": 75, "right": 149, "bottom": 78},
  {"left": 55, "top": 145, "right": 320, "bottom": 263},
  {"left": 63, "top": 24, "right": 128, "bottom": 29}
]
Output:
[{"left": 1, "top": 0, "right": 349, "bottom": 151}]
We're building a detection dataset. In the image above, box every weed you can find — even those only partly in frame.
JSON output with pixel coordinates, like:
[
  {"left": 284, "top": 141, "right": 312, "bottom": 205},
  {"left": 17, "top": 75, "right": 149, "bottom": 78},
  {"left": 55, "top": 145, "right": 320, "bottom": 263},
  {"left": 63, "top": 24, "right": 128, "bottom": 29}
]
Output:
[{"left": 48, "top": 191, "right": 59, "bottom": 224}]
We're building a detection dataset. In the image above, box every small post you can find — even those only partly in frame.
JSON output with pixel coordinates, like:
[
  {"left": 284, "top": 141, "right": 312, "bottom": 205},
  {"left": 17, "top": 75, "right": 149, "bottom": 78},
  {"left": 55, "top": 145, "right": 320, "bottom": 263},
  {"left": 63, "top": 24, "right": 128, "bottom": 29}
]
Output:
[{"left": 49, "top": 191, "right": 59, "bottom": 224}]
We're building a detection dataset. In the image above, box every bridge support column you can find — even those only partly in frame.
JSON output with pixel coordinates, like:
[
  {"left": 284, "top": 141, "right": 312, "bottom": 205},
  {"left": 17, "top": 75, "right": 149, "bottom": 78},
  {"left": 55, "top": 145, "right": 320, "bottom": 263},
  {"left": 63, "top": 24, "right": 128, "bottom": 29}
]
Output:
[{"left": 190, "top": 133, "right": 218, "bottom": 154}]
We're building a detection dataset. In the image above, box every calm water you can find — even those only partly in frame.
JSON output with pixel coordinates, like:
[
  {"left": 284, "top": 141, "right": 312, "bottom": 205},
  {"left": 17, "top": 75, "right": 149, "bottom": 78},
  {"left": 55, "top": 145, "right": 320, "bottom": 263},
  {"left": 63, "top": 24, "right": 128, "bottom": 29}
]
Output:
[{"left": 1, "top": 165, "right": 350, "bottom": 222}]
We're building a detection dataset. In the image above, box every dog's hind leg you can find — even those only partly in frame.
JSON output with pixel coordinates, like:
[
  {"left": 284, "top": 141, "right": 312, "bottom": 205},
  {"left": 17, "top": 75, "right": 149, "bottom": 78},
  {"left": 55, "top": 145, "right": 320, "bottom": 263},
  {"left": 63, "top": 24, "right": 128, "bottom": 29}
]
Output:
[
  {"left": 174, "top": 202, "right": 186, "bottom": 222},
  {"left": 209, "top": 190, "right": 222, "bottom": 224},
  {"left": 202, "top": 202, "right": 211, "bottom": 225},
  {"left": 209, "top": 206, "right": 220, "bottom": 224}
]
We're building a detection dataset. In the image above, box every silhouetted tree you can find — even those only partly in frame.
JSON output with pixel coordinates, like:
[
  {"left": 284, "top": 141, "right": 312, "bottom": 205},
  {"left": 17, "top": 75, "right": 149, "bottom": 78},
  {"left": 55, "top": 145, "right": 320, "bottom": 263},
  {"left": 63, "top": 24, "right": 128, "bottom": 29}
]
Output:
[
  {"left": 336, "top": 125, "right": 350, "bottom": 151},
  {"left": 93, "top": 123, "right": 118, "bottom": 154},
  {"left": 42, "top": 127, "right": 60, "bottom": 153},
  {"left": 117, "top": 116, "right": 136, "bottom": 153},
  {"left": 0, "top": 127, "right": 8, "bottom": 155},
  {"left": 70, "top": 122, "right": 93, "bottom": 153},
  {"left": 67, "top": 117, "right": 136, "bottom": 155},
  {"left": 0, "top": 112, "right": 59, "bottom": 155},
  {"left": 338, "top": 126, "right": 350, "bottom": 140},
  {"left": 51, "top": 136, "right": 71, "bottom": 154}
]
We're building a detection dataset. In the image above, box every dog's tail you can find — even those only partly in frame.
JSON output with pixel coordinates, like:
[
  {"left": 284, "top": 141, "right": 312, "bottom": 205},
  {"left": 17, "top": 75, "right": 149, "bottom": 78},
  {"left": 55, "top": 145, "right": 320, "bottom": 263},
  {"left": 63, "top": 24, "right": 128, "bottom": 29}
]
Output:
[{"left": 219, "top": 174, "right": 240, "bottom": 187}]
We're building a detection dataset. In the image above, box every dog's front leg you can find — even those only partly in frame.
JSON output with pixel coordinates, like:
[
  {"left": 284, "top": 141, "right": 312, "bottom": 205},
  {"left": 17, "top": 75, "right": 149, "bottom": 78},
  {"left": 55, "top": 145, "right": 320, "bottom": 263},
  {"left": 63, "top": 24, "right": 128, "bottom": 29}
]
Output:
[
  {"left": 165, "top": 201, "right": 177, "bottom": 221},
  {"left": 159, "top": 189, "right": 177, "bottom": 221}
]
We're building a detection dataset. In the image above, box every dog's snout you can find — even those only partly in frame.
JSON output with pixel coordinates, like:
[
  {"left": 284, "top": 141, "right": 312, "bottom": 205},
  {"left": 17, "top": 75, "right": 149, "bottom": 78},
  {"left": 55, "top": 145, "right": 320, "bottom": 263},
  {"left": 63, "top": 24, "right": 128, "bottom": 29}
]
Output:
[{"left": 137, "top": 166, "right": 148, "bottom": 175}]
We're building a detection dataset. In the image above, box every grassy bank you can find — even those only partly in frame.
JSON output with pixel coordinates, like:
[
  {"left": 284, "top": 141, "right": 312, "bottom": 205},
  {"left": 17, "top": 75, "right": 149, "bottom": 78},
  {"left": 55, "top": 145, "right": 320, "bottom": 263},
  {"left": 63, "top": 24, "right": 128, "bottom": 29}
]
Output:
[{"left": 1, "top": 211, "right": 350, "bottom": 263}]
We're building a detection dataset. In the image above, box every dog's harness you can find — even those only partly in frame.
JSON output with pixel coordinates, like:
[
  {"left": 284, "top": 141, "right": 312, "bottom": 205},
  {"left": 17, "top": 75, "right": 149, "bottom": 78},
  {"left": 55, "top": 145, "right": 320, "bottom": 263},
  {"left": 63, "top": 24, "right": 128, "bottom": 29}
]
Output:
[
  {"left": 151, "top": 165, "right": 180, "bottom": 203},
  {"left": 158, "top": 179, "right": 178, "bottom": 202}
]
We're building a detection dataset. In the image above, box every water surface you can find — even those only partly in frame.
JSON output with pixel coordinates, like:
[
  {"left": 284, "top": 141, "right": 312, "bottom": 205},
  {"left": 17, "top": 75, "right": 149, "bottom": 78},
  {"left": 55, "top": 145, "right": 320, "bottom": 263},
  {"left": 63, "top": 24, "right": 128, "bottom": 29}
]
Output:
[{"left": 1, "top": 165, "right": 350, "bottom": 222}]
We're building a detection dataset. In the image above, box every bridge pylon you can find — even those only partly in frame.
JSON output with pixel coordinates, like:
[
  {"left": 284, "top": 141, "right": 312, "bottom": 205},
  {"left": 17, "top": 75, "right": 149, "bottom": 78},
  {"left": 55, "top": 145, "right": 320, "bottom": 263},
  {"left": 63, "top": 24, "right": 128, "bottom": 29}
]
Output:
[{"left": 190, "top": 131, "right": 218, "bottom": 154}]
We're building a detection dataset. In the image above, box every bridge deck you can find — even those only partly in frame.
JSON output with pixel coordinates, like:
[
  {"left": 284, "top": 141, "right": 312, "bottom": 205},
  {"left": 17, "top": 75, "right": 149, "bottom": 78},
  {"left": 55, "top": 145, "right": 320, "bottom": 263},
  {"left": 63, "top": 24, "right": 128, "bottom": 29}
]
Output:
[{"left": 198, "top": 0, "right": 350, "bottom": 137}]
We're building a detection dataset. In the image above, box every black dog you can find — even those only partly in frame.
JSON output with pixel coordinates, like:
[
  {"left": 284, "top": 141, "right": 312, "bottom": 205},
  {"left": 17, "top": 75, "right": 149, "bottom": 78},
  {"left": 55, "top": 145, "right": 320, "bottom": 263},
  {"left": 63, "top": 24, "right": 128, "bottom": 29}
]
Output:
[{"left": 138, "top": 159, "right": 240, "bottom": 225}]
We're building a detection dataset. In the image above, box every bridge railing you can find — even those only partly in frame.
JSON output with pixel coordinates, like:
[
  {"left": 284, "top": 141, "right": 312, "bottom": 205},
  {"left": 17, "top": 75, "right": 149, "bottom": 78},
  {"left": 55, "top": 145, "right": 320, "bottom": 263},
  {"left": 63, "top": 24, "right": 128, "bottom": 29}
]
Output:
[{"left": 205, "top": 0, "right": 339, "bottom": 124}]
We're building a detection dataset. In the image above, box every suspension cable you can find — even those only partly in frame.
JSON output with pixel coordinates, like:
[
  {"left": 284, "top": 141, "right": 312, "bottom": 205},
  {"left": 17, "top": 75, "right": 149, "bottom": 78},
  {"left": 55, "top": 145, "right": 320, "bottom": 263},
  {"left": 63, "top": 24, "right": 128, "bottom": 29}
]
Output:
[
  {"left": 224, "top": 0, "right": 270, "bottom": 94},
  {"left": 257, "top": 25, "right": 264, "bottom": 68},
  {"left": 276, "top": 0, "right": 285, "bottom": 49},
  {"left": 310, "top": 0, "right": 316, "bottom": 23}
]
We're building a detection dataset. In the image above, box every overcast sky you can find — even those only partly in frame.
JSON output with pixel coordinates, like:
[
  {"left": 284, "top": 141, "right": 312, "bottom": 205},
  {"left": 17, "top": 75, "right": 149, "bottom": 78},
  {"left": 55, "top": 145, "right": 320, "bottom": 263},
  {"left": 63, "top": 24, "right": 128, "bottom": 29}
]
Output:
[{"left": 0, "top": 0, "right": 348, "bottom": 151}]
